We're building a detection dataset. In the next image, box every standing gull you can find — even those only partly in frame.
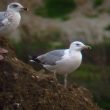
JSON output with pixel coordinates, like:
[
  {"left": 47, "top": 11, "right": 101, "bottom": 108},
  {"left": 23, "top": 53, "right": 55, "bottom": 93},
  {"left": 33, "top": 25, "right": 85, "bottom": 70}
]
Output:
[
  {"left": 0, "top": 2, "right": 28, "bottom": 60},
  {"left": 30, "top": 41, "right": 91, "bottom": 88}
]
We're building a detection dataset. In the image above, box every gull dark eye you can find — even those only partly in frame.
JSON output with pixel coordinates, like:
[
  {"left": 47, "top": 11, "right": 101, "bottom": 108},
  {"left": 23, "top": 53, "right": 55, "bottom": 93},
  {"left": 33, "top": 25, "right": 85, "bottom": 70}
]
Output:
[
  {"left": 76, "top": 43, "right": 80, "bottom": 46},
  {"left": 12, "top": 4, "right": 18, "bottom": 8}
]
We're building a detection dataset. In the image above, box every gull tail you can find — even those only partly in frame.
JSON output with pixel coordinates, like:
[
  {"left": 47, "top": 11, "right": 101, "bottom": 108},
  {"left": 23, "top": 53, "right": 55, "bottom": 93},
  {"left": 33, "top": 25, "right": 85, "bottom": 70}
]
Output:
[
  {"left": 29, "top": 55, "right": 45, "bottom": 71},
  {"left": 29, "top": 55, "right": 41, "bottom": 63}
]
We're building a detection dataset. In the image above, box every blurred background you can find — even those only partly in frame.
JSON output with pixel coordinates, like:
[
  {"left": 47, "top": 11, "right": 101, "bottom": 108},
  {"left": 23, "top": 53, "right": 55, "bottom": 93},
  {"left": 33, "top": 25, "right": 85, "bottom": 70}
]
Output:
[{"left": 1, "top": 0, "right": 110, "bottom": 109}]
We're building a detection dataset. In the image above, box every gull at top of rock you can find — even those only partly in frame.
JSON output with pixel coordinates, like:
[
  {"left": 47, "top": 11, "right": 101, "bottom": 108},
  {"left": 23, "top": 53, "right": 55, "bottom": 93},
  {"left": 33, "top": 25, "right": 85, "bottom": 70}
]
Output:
[{"left": 0, "top": 2, "right": 27, "bottom": 35}]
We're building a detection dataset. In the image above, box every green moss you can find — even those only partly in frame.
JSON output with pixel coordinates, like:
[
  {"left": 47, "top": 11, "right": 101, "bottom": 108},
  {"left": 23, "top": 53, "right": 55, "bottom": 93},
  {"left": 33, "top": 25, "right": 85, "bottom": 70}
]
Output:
[
  {"left": 95, "top": 98, "right": 110, "bottom": 110},
  {"left": 35, "top": 6, "right": 47, "bottom": 17},
  {"left": 35, "top": 0, "right": 76, "bottom": 18},
  {"left": 60, "top": 15, "right": 70, "bottom": 21},
  {"left": 104, "top": 25, "right": 110, "bottom": 31},
  {"left": 93, "top": 0, "right": 104, "bottom": 8}
]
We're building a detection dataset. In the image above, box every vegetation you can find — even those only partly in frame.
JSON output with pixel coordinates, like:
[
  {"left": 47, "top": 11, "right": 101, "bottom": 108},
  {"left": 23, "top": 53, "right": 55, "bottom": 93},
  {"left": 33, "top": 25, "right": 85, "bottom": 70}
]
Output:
[
  {"left": 93, "top": 0, "right": 104, "bottom": 8},
  {"left": 57, "top": 64, "right": 110, "bottom": 110},
  {"left": 35, "top": 0, "right": 76, "bottom": 18},
  {"left": 69, "top": 64, "right": 110, "bottom": 110},
  {"left": 11, "top": 28, "right": 66, "bottom": 62}
]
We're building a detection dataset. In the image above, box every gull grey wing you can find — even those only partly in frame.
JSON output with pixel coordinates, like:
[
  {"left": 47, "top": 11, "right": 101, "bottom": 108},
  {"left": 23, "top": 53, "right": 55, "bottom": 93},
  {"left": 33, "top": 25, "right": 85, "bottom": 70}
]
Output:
[
  {"left": 37, "top": 49, "right": 65, "bottom": 65},
  {"left": 0, "top": 12, "right": 9, "bottom": 27},
  {"left": 0, "top": 12, "right": 5, "bottom": 20}
]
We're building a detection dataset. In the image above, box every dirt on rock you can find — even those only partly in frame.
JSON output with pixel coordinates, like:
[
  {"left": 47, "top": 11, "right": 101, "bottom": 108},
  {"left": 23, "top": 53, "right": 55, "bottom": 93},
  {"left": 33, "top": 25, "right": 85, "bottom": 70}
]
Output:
[{"left": 0, "top": 37, "right": 102, "bottom": 110}]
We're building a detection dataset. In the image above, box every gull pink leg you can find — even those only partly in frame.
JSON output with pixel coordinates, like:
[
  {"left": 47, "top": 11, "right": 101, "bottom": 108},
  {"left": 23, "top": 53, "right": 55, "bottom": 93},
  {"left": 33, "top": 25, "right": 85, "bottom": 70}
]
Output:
[{"left": 64, "top": 73, "right": 68, "bottom": 88}]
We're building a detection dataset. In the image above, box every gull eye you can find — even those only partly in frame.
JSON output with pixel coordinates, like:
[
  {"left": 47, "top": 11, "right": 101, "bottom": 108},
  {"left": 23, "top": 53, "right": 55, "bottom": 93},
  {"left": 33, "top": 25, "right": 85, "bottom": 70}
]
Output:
[
  {"left": 12, "top": 4, "right": 18, "bottom": 8},
  {"left": 76, "top": 43, "right": 80, "bottom": 46}
]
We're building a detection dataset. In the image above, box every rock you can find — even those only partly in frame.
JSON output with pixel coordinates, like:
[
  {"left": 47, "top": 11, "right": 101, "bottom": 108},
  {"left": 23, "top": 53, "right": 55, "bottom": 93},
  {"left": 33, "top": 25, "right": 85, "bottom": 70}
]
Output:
[{"left": 0, "top": 37, "right": 102, "bottom": 110}]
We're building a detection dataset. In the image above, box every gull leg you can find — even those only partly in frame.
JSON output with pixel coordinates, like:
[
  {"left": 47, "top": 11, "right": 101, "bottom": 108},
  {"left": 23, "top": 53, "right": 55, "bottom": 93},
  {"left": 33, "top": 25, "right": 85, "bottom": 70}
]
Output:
[
  {"left": 53, "top": 71, "right": 57, "bottom": 81},
  {"left": 64, "top": 73, "right": 68, "bottom": 88}
]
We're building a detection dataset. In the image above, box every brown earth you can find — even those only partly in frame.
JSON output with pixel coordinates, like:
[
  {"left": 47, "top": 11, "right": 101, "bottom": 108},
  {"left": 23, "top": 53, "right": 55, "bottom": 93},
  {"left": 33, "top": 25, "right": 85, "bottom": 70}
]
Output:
[{"left": 0, "top": 37, "right": 102, "bottom": 110}]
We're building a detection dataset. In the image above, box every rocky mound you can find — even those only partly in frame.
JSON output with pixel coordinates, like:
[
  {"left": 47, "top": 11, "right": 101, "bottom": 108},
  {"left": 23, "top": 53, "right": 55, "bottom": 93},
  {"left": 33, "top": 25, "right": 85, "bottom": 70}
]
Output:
[{"left": 0, "top": 37, "right": 101, "bottom": 110}]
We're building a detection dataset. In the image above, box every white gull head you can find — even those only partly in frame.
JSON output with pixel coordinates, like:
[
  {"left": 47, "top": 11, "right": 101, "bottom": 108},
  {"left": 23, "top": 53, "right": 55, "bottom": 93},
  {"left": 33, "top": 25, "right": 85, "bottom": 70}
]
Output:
[
  {"left": 7, "top": 2, "right": 28, "bottom": 12},
  {"left": 69, "top": 41, "right": 91, "bottom": 51}
]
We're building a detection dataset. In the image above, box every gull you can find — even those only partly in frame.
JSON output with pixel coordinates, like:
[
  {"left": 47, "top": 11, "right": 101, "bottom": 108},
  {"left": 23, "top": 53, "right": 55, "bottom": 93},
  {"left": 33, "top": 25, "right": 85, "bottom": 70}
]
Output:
[
  {"left": 0, "top": 2, "right": 28, "bottom": 59},
  {"left": 30, "top": 41, "right": 91, "bottom": 88},
  {"left": 0, "top": 2, "right": 28, "bottom": 35}
]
